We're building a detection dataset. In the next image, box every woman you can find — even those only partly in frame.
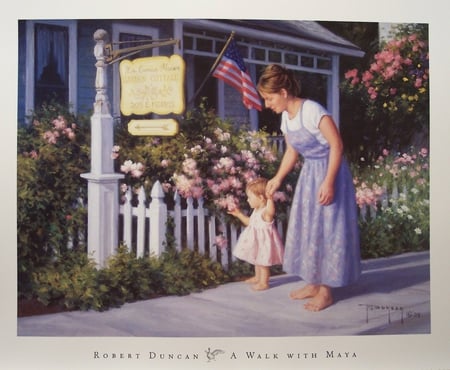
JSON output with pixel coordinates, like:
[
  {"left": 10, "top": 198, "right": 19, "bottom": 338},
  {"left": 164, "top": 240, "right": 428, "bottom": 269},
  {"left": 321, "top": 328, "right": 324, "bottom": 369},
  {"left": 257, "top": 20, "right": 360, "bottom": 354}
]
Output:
[{"left": 258, "top": 64, "right": 361, "bottom": 311}]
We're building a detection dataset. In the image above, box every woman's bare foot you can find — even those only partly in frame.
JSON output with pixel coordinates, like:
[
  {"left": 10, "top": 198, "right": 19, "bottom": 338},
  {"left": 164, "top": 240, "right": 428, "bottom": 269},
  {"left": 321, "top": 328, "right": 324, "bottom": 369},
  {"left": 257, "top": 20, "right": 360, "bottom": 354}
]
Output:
[
  {"left": 244, "top": 276, "right": 259, "bottom": 284},
  {"left": 289, "top": 284, "right": 320, "bottom": 300},
  {"left": 304, "top": 286, "right": 333, "bottom": 311},
  {"left": 252, "top": 283, "right": 269, "bottom": 291}
]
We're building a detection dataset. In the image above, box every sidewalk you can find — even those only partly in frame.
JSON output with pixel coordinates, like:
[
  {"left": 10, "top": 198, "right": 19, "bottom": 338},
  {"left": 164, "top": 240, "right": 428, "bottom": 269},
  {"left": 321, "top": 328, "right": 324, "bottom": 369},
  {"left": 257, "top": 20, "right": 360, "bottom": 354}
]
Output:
[{"left": 17, "top": 251, "right": 430, "bottom": 337}]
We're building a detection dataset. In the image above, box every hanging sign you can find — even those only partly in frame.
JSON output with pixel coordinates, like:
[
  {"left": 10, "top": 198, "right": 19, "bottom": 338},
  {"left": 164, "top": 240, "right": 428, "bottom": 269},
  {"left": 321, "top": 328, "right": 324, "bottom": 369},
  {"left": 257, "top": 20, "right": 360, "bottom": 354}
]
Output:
[
  {"left": 128, "top": 119, "right": 179, "bottom": 136},
  {"left": 119, "top": 54, "right": 185, "bottom": 117}
]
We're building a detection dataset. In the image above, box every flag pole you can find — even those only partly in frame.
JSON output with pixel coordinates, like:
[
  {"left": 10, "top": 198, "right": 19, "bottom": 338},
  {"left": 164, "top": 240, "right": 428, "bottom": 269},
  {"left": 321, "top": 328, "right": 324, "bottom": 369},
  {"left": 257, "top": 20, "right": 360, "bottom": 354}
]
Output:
[{"left": 187, "top": 31, "right": 236, "bottom": 107}]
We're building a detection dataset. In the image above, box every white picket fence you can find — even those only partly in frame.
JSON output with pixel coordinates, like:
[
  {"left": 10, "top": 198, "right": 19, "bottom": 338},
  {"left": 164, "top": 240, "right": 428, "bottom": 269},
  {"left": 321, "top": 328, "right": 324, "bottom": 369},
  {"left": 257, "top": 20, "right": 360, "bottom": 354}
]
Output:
[{"left": 112, "top": 179, "right": 406, "bottom": 269}]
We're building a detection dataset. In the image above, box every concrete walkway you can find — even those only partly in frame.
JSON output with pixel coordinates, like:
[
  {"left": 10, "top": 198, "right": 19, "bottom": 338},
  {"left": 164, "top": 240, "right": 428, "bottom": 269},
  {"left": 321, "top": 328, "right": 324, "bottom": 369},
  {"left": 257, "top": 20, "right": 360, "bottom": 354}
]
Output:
[{"left": 17, "top": 251, "right": 430, "bottom": 337}]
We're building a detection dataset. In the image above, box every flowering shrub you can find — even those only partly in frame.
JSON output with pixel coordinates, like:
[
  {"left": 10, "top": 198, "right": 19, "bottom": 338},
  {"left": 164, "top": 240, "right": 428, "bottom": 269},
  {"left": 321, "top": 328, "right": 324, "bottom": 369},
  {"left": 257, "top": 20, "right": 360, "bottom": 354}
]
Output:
[
  {"left": 17, "top": 103, "right": 90, "bottom": 296},
  {"left": 114, "top": 102, "right": 299, "bottom": 223},
  {"left": 342, "top": 24, "right": 429, "bottom": 161},
  {"left": 353, "top": 146, "right": 429, "bottom": 258},
  {"left": 172, "top": 127, "right": 296, "bottom": 220}
]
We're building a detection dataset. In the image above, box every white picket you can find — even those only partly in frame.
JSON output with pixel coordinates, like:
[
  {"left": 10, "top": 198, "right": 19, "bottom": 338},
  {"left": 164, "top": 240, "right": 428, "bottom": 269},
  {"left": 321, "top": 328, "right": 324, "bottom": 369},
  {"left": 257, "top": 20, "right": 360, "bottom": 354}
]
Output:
[
  {"left": 136, "top": 186, "right": 146, "bottom": 258},
  {"left": 186, "top": 197, "right": 194, "bottom": 250},
  {"left": 173, "top": 191, "right": 182, "bottom": 252},
  {"left": 208, "top": 215, "right": 217, "bottom": 263},
  {"left": 197, "top": 197, "right": 206, "bottom": 254},
  {"left": 149, "top": 181, "right": 167, "bottom": 256},
  {"left": 123, "top": 188, "right": 133, "bottom": 249}
]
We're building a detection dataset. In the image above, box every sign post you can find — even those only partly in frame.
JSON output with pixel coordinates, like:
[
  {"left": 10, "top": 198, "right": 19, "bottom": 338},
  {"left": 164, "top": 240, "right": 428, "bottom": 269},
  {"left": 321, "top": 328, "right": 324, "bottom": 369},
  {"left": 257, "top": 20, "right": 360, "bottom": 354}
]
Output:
[{"left": 81, "top": 29, "right": 124, "bottom": 267}]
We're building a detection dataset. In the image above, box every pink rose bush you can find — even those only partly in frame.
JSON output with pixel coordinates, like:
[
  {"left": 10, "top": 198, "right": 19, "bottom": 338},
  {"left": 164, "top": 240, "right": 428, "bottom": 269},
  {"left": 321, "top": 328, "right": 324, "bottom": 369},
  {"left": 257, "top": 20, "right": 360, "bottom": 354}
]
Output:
[
  {"left": 344, "top": 31, "right": 428, "bottom": 118},
  {"left": 342, "top": 24, "right": 429, "bottom": 159}
]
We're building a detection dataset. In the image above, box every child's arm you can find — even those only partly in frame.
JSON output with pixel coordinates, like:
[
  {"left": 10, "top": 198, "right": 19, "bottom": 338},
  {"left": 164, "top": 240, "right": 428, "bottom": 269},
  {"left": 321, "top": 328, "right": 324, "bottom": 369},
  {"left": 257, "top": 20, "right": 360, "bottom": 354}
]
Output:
[
  {"left": 228, "top": 208, "right": 250, "bottom": 226},
  {"left": 262, "top": 196, "right": 276, "bottom": 223}
]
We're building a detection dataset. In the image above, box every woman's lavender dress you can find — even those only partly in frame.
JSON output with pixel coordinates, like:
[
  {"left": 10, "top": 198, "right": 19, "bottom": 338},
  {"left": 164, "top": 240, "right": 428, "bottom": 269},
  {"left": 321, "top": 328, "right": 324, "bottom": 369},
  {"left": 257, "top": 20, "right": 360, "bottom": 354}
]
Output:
[{"left": 283, "top": 113, "right": 361, "bottom": 287}]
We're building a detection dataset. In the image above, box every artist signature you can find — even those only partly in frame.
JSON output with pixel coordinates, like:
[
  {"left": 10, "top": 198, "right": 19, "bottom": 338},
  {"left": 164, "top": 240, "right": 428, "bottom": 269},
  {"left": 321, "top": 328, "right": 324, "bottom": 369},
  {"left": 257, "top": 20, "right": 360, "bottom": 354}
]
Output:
[{"left": 359, "top": 303, "right": 421, "bottom": 324}]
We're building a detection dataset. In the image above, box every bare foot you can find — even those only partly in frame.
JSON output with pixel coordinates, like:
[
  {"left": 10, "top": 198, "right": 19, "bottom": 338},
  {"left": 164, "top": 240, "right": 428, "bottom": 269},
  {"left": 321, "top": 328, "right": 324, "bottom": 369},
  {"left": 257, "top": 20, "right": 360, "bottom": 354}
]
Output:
[
  {"left": 304, "top": 286, "right": 333, "bottom": 311},
  {"left": 252, "top": 283, "right": 269, "bottom": 291},
  {"left": 289, "top": 284, "right": 319, "bottom": 300},
  {"left": 244, "top": 276, "right": 259, "bottom": 284}
]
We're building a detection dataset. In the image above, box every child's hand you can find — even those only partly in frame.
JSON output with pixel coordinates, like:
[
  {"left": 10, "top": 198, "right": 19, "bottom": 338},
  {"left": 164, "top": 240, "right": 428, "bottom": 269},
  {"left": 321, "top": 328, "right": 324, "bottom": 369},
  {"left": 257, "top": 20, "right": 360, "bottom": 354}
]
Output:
[{"left": 227, "top": 207, "right": 241, "bottom": 217}]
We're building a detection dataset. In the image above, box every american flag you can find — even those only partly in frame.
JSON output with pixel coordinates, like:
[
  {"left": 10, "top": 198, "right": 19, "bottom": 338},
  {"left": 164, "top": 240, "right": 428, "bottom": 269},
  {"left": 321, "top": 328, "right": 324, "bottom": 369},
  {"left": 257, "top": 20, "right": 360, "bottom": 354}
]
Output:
[{"left": 213, "top": 39, "right": 262, "bottom": 111}]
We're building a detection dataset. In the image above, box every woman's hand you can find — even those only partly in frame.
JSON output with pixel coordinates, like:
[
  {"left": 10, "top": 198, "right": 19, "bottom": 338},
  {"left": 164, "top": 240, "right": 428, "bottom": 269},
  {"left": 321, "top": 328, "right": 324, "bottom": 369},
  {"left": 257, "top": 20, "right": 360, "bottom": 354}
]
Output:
[
  {"left": 266, "top": 177, "right": 282, "bottom": 198},
  {"left": 318, "top": 180, "right": 335, "bottom": 205}
]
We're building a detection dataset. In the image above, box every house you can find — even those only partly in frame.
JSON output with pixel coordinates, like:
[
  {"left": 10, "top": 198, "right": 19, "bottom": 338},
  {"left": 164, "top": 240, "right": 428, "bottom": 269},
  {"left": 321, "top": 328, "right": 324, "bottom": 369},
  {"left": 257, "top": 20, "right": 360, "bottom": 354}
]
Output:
[{"left": 18, "top": 19, "right": 363, "bottom": 131}]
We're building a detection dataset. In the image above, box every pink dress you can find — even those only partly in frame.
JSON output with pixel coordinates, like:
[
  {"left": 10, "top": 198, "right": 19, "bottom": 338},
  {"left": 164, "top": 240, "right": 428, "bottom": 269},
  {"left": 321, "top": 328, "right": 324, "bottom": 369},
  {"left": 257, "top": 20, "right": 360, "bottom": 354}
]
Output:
[{"left": 233, "top": 207, "right": 284, "bottom": 266}]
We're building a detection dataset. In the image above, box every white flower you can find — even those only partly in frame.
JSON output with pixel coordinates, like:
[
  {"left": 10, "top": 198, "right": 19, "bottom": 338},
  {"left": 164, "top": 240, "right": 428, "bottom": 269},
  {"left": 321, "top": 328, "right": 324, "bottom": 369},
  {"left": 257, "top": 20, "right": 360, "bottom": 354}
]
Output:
[{"left": 414, "top": 228, "right": 422, "bottom": 235}]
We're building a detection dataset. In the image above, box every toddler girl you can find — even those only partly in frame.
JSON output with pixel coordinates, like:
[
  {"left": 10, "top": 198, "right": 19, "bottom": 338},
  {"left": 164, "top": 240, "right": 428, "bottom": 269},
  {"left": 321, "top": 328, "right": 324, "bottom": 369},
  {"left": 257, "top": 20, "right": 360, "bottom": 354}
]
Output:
[{"left": 229, "top": 177, "right": 284, "bottom": 291}]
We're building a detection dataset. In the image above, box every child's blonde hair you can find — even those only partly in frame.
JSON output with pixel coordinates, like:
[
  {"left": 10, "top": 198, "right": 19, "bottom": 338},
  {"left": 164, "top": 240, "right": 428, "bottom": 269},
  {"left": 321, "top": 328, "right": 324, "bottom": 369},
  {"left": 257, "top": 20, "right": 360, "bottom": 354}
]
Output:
[{"left": 246, "top": 177, "right": 268, "bottom": 199}]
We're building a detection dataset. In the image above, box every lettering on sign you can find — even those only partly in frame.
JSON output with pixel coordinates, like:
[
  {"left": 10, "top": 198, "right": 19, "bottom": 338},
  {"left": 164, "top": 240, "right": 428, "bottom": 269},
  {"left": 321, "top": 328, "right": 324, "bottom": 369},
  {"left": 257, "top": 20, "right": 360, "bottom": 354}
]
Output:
[{"left": 120, "top": 55, "right": 185, "bottom": 116}]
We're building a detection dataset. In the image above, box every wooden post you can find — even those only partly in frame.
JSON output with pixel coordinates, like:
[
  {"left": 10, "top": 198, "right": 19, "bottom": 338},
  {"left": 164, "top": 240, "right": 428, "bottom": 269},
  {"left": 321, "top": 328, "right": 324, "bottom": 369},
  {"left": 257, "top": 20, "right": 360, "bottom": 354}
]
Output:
[{"left": 81, "top": 29, "right": 124, "bottom": 267}]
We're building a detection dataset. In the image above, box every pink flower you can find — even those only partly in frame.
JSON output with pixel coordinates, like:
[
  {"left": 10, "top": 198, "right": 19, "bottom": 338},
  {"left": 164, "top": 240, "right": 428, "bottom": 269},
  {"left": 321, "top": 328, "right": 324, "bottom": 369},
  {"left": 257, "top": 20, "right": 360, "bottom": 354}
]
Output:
[
  {"left": 120, "top": 160, "right": 134, "bottom": 173},
  {"left": 64, "top": 128, "right": 76, "bottom": 140},
  {"left": 130, "top": 162, "right": 145, "bottom": 178},
  {"left": 161, "top": 182, "right": 172, "bottom": 193},
  {"left": 419, "top": 148, "right": 428, "bottom": 157},
  {"left": 344, "top": 68, "right": 358, "bottom": 79},
  {"left": 190, "top": 185, "right": 204, "bottom": 199},
  {"left": 362, "top": 71, "right": 374, "bottom": 83},
  {"left": 52, "top": 116, "right": 67, "bottom": 130},
  {"left": 43, "top": 131, "right": 57, "bottom": 144},
  {"left": 182, "top": 158, "right": 198, "bottom": 177},
  {"left": 416, "top": 178, "right": 427, "bottom": 185},
  {"left": 214, "top": 235, "right": 228, "bottom": 250},
  {"left": 273, "top": 191, "right": 288, "bottom": 202}
]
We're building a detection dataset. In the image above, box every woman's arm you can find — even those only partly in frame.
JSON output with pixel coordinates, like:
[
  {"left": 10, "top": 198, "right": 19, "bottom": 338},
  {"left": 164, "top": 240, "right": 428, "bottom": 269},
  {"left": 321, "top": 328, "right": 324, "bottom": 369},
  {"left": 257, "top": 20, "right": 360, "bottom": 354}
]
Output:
[
  {"left": 266, "top": 140, "right": 299, "bottom": 197},
  {"left": 317, "top": 115, "right": 343, "bottom": 205}
]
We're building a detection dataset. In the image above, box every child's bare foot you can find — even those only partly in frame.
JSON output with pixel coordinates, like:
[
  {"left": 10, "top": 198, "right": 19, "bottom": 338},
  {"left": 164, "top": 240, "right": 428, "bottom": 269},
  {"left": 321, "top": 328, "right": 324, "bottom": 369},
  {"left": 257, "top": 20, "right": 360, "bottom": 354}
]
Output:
[
  {"left": 304, "top": 286, "right": 333, "bottom": 311},
  {"left": 252, "top": 283, "right": 269, "bottom": 291},
  {"left": 289, "top": 284, "right": 319, "bottom": 300},
  {"left": 244, "top": 276, "right": 259, "bottom": 284}
]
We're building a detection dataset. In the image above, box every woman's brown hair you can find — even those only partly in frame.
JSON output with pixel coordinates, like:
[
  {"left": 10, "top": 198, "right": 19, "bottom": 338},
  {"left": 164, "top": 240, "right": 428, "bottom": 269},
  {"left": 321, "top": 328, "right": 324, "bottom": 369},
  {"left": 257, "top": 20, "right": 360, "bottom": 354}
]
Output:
[{"left": 257, "top": 64, "right": 301, "bottom": 97}]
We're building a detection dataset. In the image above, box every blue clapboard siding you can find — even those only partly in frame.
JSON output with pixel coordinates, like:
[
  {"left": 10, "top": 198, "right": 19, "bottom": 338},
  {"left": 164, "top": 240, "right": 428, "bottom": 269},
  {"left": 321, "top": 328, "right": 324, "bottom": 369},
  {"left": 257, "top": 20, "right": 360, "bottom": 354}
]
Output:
[{"left": 76, "top": 20, "right": 112, "bottom": 117}]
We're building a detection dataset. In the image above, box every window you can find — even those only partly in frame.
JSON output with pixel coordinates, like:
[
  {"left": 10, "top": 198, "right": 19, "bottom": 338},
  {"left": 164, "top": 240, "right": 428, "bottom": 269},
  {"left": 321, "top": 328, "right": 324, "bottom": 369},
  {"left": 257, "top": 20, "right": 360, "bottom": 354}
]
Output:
[
  {"left": 23, "top": 20, "right": 76, "bottom": 123},
  {"left": 112, "top": 24, "right": 159, "bottom": 119},
  {"left": 34, "top": 23, "right": 69, "bottom": 108}
]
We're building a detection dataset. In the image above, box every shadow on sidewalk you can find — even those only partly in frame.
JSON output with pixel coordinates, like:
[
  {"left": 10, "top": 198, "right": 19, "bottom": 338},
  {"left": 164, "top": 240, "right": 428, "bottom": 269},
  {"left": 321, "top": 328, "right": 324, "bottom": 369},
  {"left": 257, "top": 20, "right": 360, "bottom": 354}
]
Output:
[{"left": 335, "top": 251, "right": 430, "bottom": 303}]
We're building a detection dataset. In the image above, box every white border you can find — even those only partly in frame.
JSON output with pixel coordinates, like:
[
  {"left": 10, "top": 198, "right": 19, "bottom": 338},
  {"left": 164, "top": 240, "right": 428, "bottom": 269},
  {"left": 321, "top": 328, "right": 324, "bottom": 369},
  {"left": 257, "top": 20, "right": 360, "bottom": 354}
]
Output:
[{"left": 4, "top": 1, "right": 450, "bottom": 369}]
